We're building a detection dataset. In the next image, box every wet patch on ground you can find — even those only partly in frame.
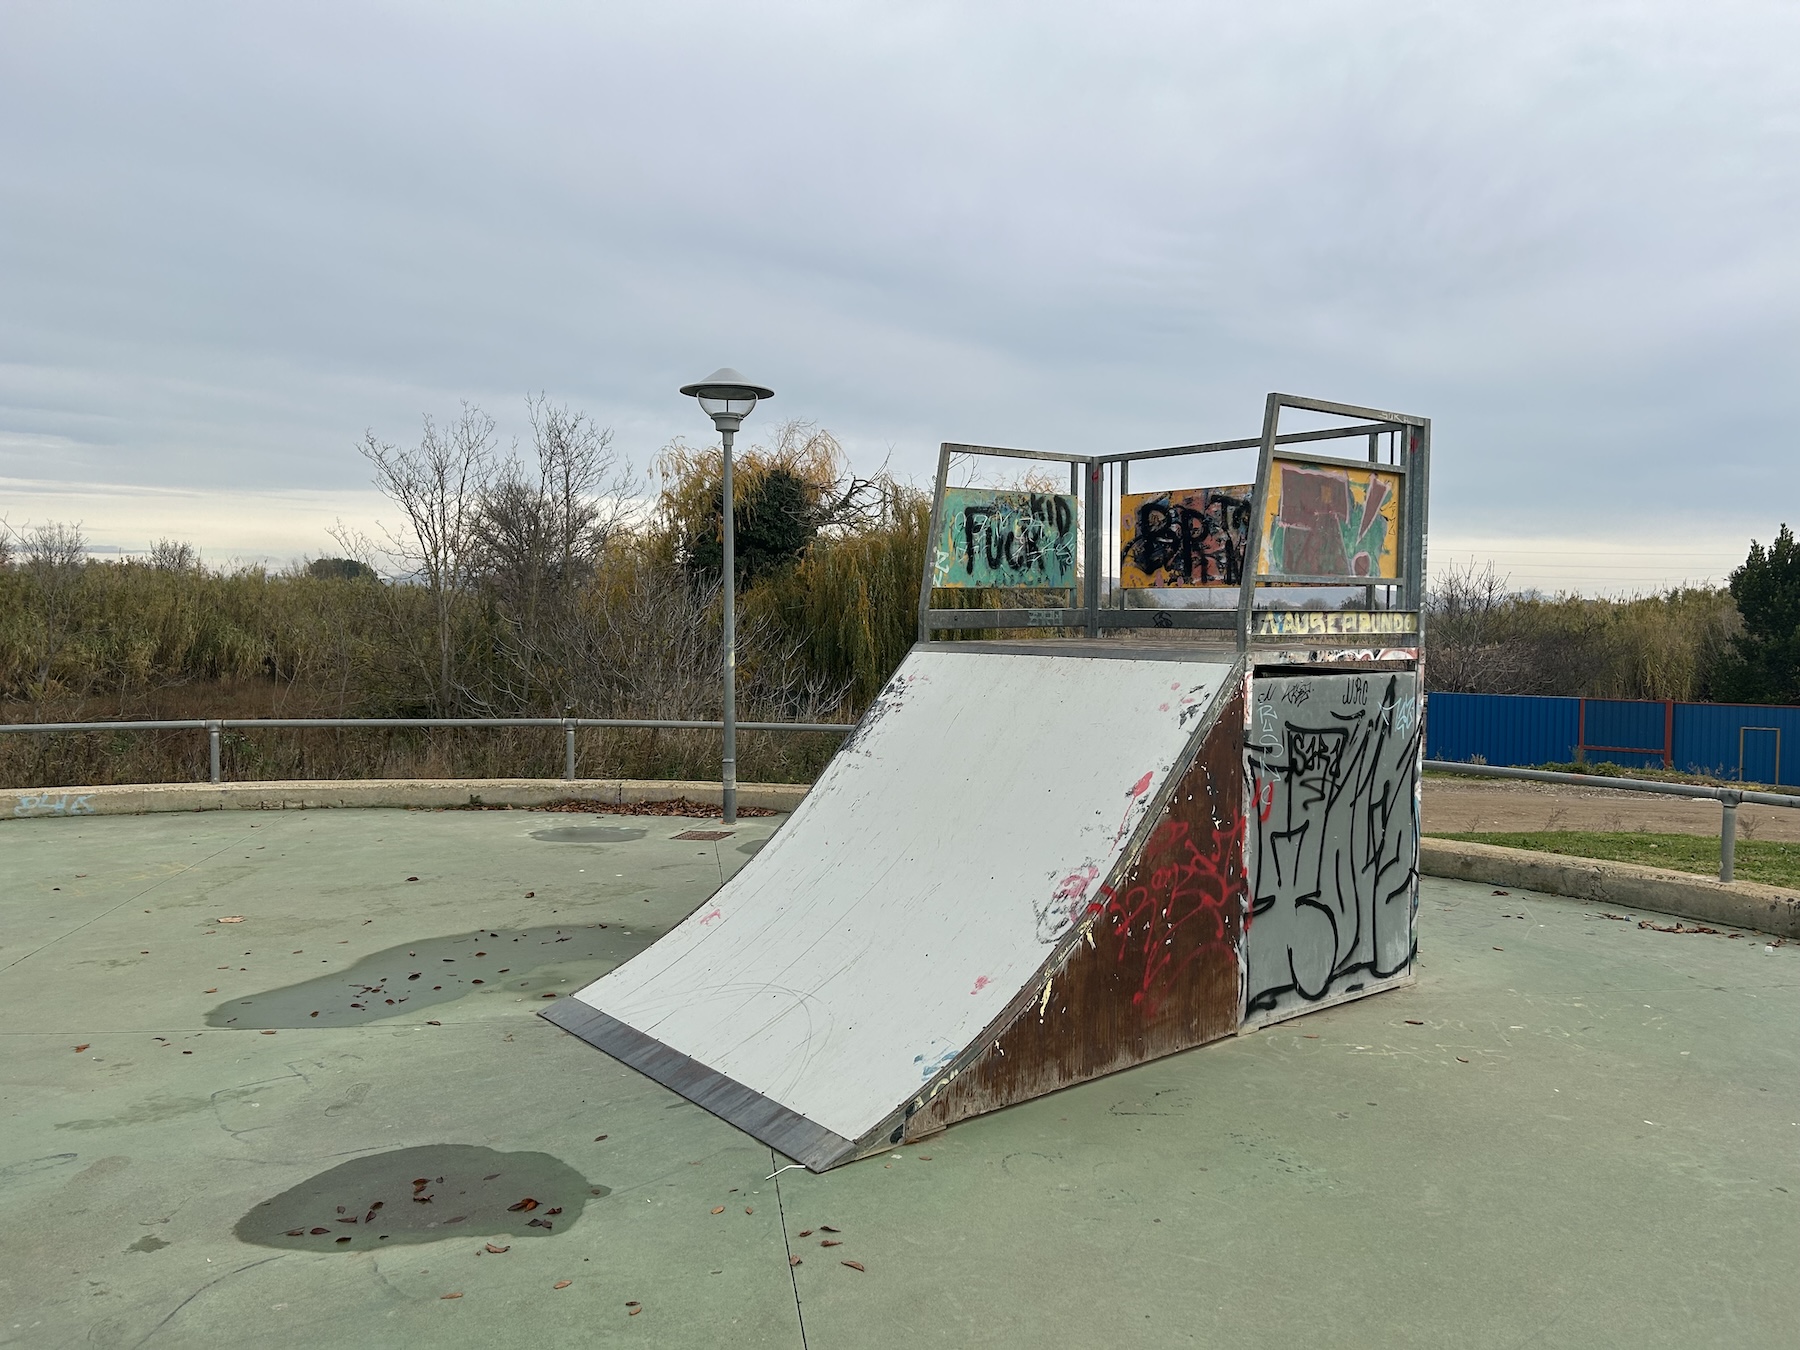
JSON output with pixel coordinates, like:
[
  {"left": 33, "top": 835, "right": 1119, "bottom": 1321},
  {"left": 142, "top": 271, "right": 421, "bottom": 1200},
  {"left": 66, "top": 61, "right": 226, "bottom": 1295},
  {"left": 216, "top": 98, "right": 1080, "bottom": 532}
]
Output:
[
  {"left": 235, "top": 1144, "right": 606, "bottom": 1251},
  {"left": 736, "top": 838, "right": 767, "bottom": 857},
  {"left": 528, "top": 825, "right": 648, "bottom": 844},
  {"left": 203, "top": 923, "right": 658, "bottom": 1029}
]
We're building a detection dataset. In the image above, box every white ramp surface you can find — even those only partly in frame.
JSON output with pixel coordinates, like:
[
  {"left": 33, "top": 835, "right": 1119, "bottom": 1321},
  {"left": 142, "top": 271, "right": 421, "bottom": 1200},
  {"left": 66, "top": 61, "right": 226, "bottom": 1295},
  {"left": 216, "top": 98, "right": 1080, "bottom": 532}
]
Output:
[{"left": 561, "top": 647, "right": 1233, "bottom": 1159}]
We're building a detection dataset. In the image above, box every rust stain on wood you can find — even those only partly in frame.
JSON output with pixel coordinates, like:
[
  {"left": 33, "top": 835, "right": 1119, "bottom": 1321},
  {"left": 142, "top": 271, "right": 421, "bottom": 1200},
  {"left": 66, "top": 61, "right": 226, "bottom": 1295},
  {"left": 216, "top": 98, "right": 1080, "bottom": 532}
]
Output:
[{"left": 906, "top": 689, "right": 1247, "bottom": 1136}]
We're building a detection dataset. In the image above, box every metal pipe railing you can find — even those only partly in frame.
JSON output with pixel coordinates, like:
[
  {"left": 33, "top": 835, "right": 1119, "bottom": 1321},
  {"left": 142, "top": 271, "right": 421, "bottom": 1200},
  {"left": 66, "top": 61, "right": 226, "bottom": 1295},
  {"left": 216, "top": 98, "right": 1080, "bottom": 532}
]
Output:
[
  {"left": 1424, "top": 760, "right": 1800, "bottom": 883},
  {"left": 0, "top": 716, "right": 854, "bottom": 786}
]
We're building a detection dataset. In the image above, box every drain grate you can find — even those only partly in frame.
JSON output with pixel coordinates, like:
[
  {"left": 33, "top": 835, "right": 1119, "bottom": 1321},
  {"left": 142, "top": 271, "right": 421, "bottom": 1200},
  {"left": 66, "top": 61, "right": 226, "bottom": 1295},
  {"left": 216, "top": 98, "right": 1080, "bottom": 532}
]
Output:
[{"left": 672, "top": 829, "right": 734, "bottom": 841}]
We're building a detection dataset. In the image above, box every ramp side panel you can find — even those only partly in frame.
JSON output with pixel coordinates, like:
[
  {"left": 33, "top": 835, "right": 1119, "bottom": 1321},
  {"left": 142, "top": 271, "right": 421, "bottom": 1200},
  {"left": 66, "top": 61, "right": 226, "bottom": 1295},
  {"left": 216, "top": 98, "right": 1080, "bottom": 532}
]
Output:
[
  {"left": 570, "top": 648, "right": 1233, "bottom": 1143},
  {"left": 901, "top": 687, "right": 1249, "bottom": 1138},
  {"left": 1244, "top": 670, "right": 1422, "bottom": 1020}
]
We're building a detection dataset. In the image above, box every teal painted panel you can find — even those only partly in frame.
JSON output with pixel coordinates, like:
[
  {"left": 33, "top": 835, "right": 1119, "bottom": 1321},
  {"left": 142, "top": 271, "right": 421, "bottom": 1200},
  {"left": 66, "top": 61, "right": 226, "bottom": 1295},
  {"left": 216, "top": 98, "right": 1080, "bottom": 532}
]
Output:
[{"left": 932, "top": 488, "right": 1078, "bottom": 589}]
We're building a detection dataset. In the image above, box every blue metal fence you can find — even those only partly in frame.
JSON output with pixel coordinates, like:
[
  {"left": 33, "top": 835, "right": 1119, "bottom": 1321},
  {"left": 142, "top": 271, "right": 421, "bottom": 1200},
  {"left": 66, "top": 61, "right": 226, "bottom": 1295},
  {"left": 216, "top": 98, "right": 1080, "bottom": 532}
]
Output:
[{"left": 1425, "top": 692, "right": 1799, "bottom": 786}]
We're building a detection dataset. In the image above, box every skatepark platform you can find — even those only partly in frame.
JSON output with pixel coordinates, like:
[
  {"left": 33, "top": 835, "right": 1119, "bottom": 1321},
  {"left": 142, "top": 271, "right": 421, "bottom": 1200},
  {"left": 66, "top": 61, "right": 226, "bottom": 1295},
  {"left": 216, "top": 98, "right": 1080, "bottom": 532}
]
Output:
[{"left": 544, "top": 394, "right": 1436, "bottom": 1168}]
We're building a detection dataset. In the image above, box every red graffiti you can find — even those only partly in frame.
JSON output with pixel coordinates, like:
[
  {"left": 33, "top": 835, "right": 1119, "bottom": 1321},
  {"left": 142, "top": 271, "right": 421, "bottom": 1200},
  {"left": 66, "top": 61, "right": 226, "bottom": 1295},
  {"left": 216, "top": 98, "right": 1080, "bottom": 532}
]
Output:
[{"left": 1098, "top": 808, "right": 1245, "bottom": 1019}]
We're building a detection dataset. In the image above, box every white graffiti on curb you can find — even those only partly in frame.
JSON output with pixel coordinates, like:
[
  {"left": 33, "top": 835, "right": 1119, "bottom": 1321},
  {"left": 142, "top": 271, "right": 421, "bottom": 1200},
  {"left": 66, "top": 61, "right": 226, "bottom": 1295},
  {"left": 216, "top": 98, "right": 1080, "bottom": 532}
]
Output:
[{"left": 11, "top": 792, "right": 97, "bottom": 818}]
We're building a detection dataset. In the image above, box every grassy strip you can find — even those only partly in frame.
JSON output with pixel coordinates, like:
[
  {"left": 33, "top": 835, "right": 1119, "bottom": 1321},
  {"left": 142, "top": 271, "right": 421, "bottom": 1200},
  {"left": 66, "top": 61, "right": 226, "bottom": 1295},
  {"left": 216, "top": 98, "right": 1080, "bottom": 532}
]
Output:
[{"left": 1428, "top": 831, "right": 1800, "bottom": 887}]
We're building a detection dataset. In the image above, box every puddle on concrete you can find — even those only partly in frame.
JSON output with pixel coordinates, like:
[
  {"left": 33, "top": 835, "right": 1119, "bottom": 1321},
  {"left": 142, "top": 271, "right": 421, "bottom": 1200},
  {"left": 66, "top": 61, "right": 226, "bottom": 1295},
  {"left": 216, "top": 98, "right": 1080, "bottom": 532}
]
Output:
[
  {"left": 235, "top": 1144, "right": 606, "bottom": 1251},
  {"left": 529, "top": 825, "right": 647, "bottom": 844},
  {"left": 203, "top": 923, "right": 656, "bottom": 1029},
  {"left": 736, "top": 838, "right": 767, "bottom": 857}
]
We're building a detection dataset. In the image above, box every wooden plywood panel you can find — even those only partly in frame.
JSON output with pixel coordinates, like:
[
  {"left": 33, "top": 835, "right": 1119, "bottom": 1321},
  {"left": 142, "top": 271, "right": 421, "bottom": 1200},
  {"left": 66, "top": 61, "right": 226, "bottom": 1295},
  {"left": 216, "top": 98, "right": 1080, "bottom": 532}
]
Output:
[{"left": 901, "top": 688, "right": 1248, "bottom": 1140}]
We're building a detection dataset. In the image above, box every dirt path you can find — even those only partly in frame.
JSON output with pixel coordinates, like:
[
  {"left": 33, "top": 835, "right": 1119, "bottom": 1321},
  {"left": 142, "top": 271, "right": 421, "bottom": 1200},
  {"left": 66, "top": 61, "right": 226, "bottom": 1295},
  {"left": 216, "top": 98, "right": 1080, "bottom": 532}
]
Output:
[{"left": 1423, "top": 776, "right": 1800, "bottom": 843}]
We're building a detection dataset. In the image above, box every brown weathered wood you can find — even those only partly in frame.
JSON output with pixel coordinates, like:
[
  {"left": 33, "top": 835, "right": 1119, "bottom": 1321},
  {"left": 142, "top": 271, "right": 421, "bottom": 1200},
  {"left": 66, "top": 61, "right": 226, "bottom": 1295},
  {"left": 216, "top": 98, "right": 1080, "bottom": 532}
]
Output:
[{"left": 903, "top": 689, "right": 1247, "bottom": 1138}]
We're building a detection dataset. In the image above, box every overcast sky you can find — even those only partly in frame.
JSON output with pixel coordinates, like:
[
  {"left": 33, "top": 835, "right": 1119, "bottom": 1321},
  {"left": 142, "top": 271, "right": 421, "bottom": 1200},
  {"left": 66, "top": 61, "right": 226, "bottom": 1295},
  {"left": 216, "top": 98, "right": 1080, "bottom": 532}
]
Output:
[{"left": 3, "top": 1, "right": 1795, "bottom": 591}]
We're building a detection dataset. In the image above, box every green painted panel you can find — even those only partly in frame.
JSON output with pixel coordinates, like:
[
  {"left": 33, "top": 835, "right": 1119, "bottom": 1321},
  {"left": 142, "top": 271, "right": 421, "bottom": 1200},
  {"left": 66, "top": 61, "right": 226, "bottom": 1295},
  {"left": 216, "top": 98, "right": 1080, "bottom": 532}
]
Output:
[{"left": 931, "top": 488, "right": 1078, "bottom": 589}]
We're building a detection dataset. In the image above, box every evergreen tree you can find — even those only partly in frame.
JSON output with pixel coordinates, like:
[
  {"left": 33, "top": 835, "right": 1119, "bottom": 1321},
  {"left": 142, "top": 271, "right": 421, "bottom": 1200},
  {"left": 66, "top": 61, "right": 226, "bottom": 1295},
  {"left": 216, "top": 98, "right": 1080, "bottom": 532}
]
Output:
[{"left": 1713, "top": 524, "right": 1800, "bottom": 703}]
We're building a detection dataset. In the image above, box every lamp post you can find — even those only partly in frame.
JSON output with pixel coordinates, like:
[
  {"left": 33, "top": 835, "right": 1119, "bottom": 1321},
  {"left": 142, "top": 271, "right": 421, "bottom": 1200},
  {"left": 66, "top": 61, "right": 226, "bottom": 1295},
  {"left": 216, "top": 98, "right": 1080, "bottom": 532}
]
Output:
[{"left": 679, "top": 367, "right": 774, "bottom": 824}]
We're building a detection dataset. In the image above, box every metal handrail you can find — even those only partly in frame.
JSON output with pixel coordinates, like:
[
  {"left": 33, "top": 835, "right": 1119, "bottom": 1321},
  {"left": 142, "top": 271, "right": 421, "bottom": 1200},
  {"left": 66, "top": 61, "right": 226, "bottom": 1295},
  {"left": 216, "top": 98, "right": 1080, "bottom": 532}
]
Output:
[
  {"left": 1423, "top": 759, "right": 1800, "bottom": 883},
  {"left": 0, "top": 715, "right": 854, "bottom": 788}
]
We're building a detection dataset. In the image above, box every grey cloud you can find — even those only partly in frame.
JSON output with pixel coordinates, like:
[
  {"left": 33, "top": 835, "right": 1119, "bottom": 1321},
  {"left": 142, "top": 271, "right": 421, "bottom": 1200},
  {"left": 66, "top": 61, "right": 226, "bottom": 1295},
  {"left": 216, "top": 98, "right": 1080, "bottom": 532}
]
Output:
[{"left": 1, "top": 0, "right": 1795, "bottom": 566}]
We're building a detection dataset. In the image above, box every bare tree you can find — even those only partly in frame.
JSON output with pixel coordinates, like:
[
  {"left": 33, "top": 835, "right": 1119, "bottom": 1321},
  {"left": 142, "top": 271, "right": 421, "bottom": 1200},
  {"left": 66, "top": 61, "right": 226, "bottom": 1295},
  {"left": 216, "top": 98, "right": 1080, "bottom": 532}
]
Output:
[
  {"left": 357, "top": 403, "right": 496, "bottom": 710},
  {"left": 18, "top": 521, "right": 89, "bottom": 690},
  {"left": 1424, "top": 559, "right": 1533, "bottom": 693},
  {"left": 149, "top": 538, "right": 200, "bottom": 572},
  {"left": 470, "top": 396, "right": 637, "bottom": 711}
]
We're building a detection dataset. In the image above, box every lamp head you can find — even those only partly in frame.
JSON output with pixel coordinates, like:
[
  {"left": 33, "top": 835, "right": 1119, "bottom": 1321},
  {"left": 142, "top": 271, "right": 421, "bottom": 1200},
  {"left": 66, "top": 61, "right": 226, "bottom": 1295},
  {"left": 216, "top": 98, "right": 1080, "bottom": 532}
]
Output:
[{"left": 679, "top": 367, "right": 774, "bottom": 432}]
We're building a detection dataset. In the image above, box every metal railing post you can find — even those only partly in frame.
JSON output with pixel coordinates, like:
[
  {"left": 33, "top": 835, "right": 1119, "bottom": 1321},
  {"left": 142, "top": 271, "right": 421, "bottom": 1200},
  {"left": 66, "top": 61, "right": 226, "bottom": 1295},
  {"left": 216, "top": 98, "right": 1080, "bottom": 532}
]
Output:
[
  {"left": 207, "top": 721, "right": 221, "bottom": 784},
  {"left": 563, "top": 720, "right": 577, "bottom": 781},
  {"left": 1720, "top": 793, "right": 1739, "bottom": 883}
]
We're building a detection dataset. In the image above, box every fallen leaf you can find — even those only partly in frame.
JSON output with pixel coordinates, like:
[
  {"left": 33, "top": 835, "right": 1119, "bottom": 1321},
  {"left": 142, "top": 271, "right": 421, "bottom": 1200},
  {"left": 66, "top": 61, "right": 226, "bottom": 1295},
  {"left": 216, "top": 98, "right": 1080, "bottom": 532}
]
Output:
[
  {"left": 820, "top": 1239, "right": 842, "bottom": 1247},
  {"left": 310, "top": 1228, "right": 330, "bottom": 1235},
  {"left": 711, "top": 1207, "right": 725, "bottom": 1215},
  {"left": 547, "top": 1207, "right": 562, "bottom": 1216},
  {"left": 819, "top": 1225, "right": 840, "bottom": 1233},
  {"left": 841, "top": 1261, "right": 865, "bottom": 1272},
  {"left": 1456, "top": 1056, "right": 1470, "bottom": 1063},
  {"left": 744, "top": 1207, "right": 753, "bottom": 1215},
  {"left": 1302, "top": 1034, "right": 1318, "bottom": 1039},
  {"left": 540, "top": 993, "right": 557, "bottom": 999},
  {"left": 440, "top": 1292, "right": 462, "bottom": 1300},
  {"left": 527, "top": 1218, "right": 553, "bottom": 1229},
  {"left": 427, "top": 1021, "right": 441, "bottom": 1026},
  {"left": 336, "top": 1236, "right": 352, "bottom": 1244},
  {"left": 525, "top": 892, "right": 535, "bottom": 898},
  {"left": 628, "top": 1307, "right": 642, "bottom": 1316},
  {"left": 73, "top": 1044, "right": 89, "bottom": 1053},
  {"left": 553, "top": 1280, "right": 571, "bottom": 1289},
  {"left": 508, "top": 1198, "right": 539, "bottom": 1212},
  {"left": 1492, "top": 889, "right": 1510, "bottom": 896},
  {"left": 594, "top": 1135, "right": 608, "bottom": 1142},
  {"left": 919, "top": 1156, "right": 933, "bottom": 1161},
  {"left": 797, "top": 1229, "right": 812, "bottom": 1237},
  {"left": 406, "top": 877, "right": 420, "bottom": 882},
  {"left": 1493, "top": 947, "right": 1504, "bottom": 951},
  {"left": 284, "top": 1228, "right": 306, "bottom": 1236},
  {"left": 370, "top": 1201, "right": 384, "bottom": 1210},
  {"left": 1404, "top": 1019, "right": 1424, "bottom": 1025},
  {"left": 309, "top": 1011, "right": 319, "bottom": 1017},
  {"left": 485, "top": 1243, "right": 510, "bottom": 1254},
  {"left": 260, "top": 1030, "right": 277, "bottom": 1035},
  {"left": 203, "top": 988, "right": 218, "bottom": 994},
  {"left": 219, "top": 916, "right": 244, "bottom": 923},
  {"left": 790, "top": 1256, "right": 803, "bottom": 1266},
  {"left": 625, "top": 1301, "right": 640, "bottom": 1308},
  {"left": 413, "top": 1178, "right": 430, "bottom": 1188}
]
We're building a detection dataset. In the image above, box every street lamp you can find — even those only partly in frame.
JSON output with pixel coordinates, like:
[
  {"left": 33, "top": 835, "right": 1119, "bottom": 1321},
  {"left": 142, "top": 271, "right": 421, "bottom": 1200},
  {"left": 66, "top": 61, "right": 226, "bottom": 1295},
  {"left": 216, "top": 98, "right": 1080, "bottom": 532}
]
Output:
[{"left": 679, "top": 367, "right": 774, "bottom": 824}]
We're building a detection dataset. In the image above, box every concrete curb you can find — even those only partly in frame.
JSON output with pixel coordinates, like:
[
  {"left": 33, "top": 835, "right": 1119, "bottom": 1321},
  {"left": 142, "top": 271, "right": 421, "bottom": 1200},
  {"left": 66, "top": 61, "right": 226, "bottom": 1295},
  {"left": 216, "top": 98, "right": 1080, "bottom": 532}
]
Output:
[
  {"left": 2, "top": 778, "right": 811, "bottom": 821},
  {"left": 1421, "top": 838, "right": 1800, "bottom": 939}
]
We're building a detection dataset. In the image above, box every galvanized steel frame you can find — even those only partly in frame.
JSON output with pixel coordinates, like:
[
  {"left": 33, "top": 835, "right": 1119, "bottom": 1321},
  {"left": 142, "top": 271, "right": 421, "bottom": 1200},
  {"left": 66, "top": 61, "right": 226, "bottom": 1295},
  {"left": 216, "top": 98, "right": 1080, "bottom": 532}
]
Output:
[{"left": 917, "top": 392, "right": 1431, "bottom": 650}]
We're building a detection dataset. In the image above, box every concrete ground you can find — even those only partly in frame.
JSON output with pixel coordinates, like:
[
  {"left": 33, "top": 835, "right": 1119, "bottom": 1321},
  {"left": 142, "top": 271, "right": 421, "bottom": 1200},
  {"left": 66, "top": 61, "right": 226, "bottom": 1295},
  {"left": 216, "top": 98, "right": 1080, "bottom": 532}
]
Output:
[{"left": 2, "top": 808, "right": 1796, "bottom": 1350}]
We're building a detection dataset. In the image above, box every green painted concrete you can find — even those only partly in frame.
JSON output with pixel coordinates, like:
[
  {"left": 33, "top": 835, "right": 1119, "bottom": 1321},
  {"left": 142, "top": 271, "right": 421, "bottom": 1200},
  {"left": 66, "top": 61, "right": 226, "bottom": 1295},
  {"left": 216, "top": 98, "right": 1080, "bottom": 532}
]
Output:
[{"left": 2, "top": 809, "right": 1796, "bottom": 1348}]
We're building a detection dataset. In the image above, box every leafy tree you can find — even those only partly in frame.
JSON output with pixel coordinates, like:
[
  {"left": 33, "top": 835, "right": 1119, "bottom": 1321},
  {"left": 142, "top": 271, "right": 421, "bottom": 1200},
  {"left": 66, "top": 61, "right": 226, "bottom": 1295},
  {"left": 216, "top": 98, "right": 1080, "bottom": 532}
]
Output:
[
  {"left": 1712, "top": 524, "right": 1800, "bottom": 703},
  {"left": 306, "top": 557, "right": 378, "bottom": 582}
]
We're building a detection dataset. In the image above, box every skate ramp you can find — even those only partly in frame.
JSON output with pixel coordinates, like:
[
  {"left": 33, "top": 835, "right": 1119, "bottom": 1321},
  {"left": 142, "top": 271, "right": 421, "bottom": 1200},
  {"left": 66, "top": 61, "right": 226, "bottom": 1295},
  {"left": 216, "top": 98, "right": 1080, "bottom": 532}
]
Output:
[{"left": 543, "top": 644, "right": 1243, "bottom": 1170}]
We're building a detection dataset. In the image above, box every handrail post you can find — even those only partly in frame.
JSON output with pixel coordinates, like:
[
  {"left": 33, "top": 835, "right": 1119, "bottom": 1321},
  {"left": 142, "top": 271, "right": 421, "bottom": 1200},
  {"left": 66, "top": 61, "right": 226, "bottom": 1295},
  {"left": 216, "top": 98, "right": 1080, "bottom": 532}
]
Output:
[
  {"left": 207, "top": 721, "right": 222, "bottom": 784},
  {"left": 1720, "top": 793, "right": 1739, "bottom": 883},
  {"left": 563, "top": 719, "right": 576, "bottom": 782}
]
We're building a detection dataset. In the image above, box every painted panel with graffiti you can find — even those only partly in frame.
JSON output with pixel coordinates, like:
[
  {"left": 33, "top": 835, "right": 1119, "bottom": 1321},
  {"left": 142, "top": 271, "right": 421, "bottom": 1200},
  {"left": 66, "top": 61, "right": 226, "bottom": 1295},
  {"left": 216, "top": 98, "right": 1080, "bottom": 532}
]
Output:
[
  {"left": 1119, "top": 485, "right": 1253, "bottom": 587},
  {"left": 1256, "top": 461, "right": 1402, "bottom": 580},
  {"left": 1244, "top": 671, "right": 1421, "bottom": 1020},
  {"left": 933, "top": 488, "right": 1078, "bottom": 588}
]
